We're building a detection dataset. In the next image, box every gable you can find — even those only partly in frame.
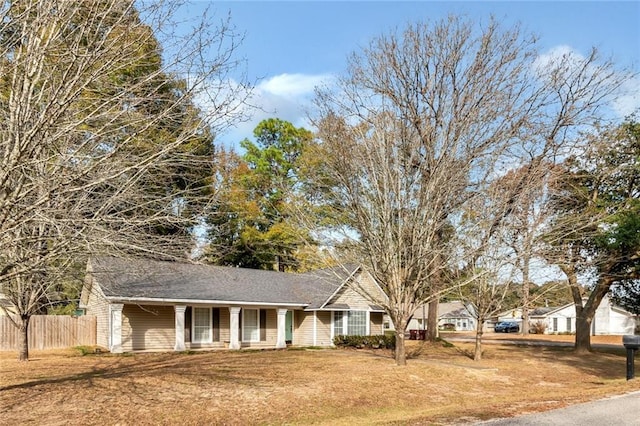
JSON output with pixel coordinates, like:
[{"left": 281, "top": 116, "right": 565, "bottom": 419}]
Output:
[{"left": 322, "top": 270, "right": 386, "bottom": 311}]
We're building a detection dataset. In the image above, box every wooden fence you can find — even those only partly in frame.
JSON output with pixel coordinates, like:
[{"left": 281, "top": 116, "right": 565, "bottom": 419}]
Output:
[{"left": 0, "top": 315, "right": 96, "bottom": 351}]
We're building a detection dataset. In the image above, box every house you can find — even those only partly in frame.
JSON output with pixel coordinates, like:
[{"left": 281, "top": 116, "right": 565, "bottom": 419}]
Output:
[
  {"left": 529, "top": 295, "right": 637, "bottom": 335},
  {"left": 80, "top": 257, "right": 387, "bottom": 353},
  {"left": 405, "top": 301, "right": 477, "bottom": 332}
]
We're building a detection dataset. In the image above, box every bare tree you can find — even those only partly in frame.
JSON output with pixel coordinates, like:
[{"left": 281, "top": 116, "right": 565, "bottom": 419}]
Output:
[
  {"left": 310, "top": 16, "right": 630, "bottom": 365},
  {"left": 0, "top": 0, "right": 250, "bottom": 360}
]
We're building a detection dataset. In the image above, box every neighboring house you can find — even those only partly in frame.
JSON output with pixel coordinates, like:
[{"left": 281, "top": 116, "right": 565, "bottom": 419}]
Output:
[
  {"left": 405, "top": 301, "right": 477, "bottom": 332},
  {"left": 529, "top": 295, "right": 637, "bottom": 335},
  {"left": 493, "top": 295, "right": 638, "bottom": 335},
  {"left": 80, "top": 257, "right": 387, "bottom": 353}
]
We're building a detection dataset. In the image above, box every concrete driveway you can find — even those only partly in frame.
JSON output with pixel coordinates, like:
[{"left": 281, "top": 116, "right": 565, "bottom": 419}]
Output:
[{"left": 475, "top": 391, "right": 640, "bottom": 425}]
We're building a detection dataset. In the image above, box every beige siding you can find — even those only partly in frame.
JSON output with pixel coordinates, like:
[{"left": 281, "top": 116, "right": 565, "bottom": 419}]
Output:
[
  {"left": 315, "top": 311, "right": 332, "bottom": 346},
  {"left": 122, "top": 305, "right": 174, "bottom": 351},
  {"left": 219, "top": 307, "right": 230, "bottom": 342},
  {"left": 370, "top": 312, "right": 383, "bottom": 335},
  {"left": 264, "top": 308, "right": 277, "bottom": 343},
  {"left": 295, "top": 311, "right": 330, "bottom": 346},
  {"left": 330, "top": 272, "right": 386, "bottom": 309},
  {"left": 293, "top": 310, "right": 309, "bottom": 346},
  {"left": 83, "top": 281, "right": 110, "bottom": 348}
]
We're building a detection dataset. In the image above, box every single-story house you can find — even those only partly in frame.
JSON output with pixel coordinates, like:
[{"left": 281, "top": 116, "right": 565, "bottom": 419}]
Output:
[
  {"left": 404, "top": 301, "right": 477, "bottom": 332},
  {"left": 529, "top": 295, "right": 637, "bottom": 335},
  {"left": 80, "top": 257, "right": 387, "bottom": 353}
]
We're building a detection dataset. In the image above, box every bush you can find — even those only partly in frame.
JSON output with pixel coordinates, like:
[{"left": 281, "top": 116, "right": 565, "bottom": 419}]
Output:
[
  {"left": 73, "top": 345, "right": 105, "bottom": 356},
  {"left": 333, "top": 334, "right": 395, "bottom": 349},
  {"left": 530, "top": 321, "right": 547, "bottom": 334}
]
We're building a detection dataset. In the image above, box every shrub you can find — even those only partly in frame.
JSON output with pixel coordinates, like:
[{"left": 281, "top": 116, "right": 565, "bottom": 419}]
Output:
[
  {"left": 73, "top": 345, "right": 105, "bottom": 356},
  {"left": 333, "top": 334, "right": 395, "bottom": 349},
  {"left": 530, "top": 321, "right": 547, "bottom": 334}
]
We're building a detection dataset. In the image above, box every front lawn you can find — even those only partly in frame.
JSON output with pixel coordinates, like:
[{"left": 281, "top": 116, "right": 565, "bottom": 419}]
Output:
[{"left": 1, "top": 340, "right": 639, "bottom": 425}]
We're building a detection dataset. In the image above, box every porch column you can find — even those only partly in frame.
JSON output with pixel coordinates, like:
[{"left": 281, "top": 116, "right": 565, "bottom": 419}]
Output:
[
  {"left": 276, "top": 308, "right": 287, "bottom": 349},
  {"left": 110, "top": 303, "right": 124, "bottom": 353},
  {"left": 174, "top": 305, "right": 187, "bottom": 351},
  {"left": 229, "top": 307, "right": 241, "bottom": 350}
]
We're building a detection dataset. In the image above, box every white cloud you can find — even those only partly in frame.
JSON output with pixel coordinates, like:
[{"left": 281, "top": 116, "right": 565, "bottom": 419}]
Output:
[
  {"left": 534, "top": 45, "right": 639, "bottom": 120},
  {"left": 214, "top": 73, "right": 334, "bottom": 149},
  {"left": 612, "top": 76, "right": 640, "bottom": 118},
  {"left": 259, "top": 73, "right": 332, "bottom": 98},
  {"left": 533, "top": 45, "right": 585, "bottom": 72}
]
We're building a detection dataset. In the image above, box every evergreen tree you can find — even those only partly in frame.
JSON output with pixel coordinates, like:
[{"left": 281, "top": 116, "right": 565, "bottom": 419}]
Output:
[{"left": 205, "top": 118, "right": 315, "bottom": 271}]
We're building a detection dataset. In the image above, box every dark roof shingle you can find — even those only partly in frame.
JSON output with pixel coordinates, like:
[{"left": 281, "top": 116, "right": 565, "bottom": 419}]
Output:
[{"left": 89, "top": 257, "right": 357, "bottom": 307}]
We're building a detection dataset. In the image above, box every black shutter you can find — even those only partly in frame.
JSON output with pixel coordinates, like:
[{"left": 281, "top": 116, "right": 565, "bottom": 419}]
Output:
[
  {"left": 212, "top": 308, "right": 220, "bottom": 342},
  {"left": 184, "top": 307, "right": 192, "bottom": 343},
  {"left": 260, "top": 309, "right": 267, "bottom": 341}
]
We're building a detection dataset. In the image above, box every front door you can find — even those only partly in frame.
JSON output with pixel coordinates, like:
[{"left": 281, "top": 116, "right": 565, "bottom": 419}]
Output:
[{"left": 285, "top": 310, "right": 293, "bottom": 343}]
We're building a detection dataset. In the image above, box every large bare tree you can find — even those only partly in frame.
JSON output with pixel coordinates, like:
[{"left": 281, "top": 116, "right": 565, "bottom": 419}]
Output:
[
  {"left": 310, "top": 16, "right": 630, "bottom": 365},
  {"left": 0, "top": 0, "right": 250, "bottom": 360}
]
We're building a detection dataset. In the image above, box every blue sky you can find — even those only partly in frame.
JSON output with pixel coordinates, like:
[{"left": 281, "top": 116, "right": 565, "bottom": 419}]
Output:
[{"left": 187, "top": 1, "right": 640, "bottom": 148}]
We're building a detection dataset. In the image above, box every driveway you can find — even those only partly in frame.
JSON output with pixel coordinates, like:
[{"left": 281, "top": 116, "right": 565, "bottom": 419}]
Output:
[{"left": 475, "top": 391, "right": 640, "bottom": 425}]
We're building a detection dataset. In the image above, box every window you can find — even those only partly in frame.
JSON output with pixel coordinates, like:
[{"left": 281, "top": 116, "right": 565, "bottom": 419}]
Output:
[
  {"left": 566, "top": 317, "right": 572, "bottom": 332},
  {"left": 552, "top": 317, "right": 558, "bottom": 332},
  {"left": 334, "top": 311, "right": 367, "bottom": 336},
  {"left": 193, "top": 307, "right": 211, "bottom": 343},
  {"left": 243, "top": 308, "right": 259, "bottom": 342},
  {"left": 334, "top": 312, "right": 344, "bottom": 335},
  {"left": 347, "top": 311, "right": 366, "bottom": 335}
]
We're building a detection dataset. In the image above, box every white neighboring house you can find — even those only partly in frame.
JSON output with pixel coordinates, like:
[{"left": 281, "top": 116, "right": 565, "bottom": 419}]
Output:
[
  {"left": 403, "top": 301, "right": 477, "bottom": 332},
  {"left": 529, "top": 294, "right": 637, "bottom": 335}
]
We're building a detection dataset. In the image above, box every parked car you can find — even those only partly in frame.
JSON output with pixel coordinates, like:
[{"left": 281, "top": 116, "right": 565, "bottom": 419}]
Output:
[{"left": 494, "top": 321, "right": 520, "bottom": 333}]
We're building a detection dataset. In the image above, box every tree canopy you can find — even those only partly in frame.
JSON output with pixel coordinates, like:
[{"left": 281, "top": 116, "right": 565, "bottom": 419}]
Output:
[
  {"left": 205, "top": 118, "right": 315, "bottom": 271},
  {"left": 0, "top": 0, "right": 249, "bottom": 360},
  {"left": 544, "top": 119, "right": 640, "bottom": 351},
  {"left": 308, "top": 16, "right": 630, "bottom": 365}
]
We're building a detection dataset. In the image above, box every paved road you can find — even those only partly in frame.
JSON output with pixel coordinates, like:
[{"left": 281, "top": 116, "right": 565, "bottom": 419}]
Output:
[{"left": 475, "top": 391, "right": 640, "bottom": 425}]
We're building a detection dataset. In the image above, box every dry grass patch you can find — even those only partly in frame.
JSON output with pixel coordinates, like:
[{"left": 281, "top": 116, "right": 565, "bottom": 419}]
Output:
[{"left": 1, "top": 339, "right": 639, "bottom": 425}]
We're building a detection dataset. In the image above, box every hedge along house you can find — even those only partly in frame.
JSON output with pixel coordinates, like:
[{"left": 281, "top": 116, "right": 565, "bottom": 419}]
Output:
[{"left": 80, "top": 257, "right": 387, "bottom": 353}]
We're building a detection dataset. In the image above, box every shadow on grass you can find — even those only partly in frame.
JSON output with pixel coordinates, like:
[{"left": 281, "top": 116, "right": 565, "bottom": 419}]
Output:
[{"left": 0, "top": 350, "right": 294, "bottom": 394}]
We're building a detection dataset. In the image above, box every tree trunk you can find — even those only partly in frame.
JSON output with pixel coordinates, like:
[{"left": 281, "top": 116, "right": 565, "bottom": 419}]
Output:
[
  {"left": 393, "top": 316, "right": 409, "bottom": 365},
  {"left": 394, "top": 326, "right": 407, "bottom": 366},
  {"left": 426, "top": 299, "right": 439, "bottom": 342},
  {"left": 18, "top": 315, "right": 30, "bottom": 361},
  {"left": 474, "top": 320, "right": 484, "bottom": 361},
  {"left": 521, "top": 256, "right": 530, "bottom": 336},
  {"left": 574, "top": 280, "right": 611, "bottom": 353},
  {"left": 574, "top": 313, "right": 592, "bottom": 353}
]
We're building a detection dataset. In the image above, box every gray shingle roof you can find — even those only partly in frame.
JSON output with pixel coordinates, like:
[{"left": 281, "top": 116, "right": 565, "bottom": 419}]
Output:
[
  {"left": 89, "top": 257, "right": 358, "bottom": 308},
  {"left": 529, "top": 307, "right": 558, "bottom": 316}
]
